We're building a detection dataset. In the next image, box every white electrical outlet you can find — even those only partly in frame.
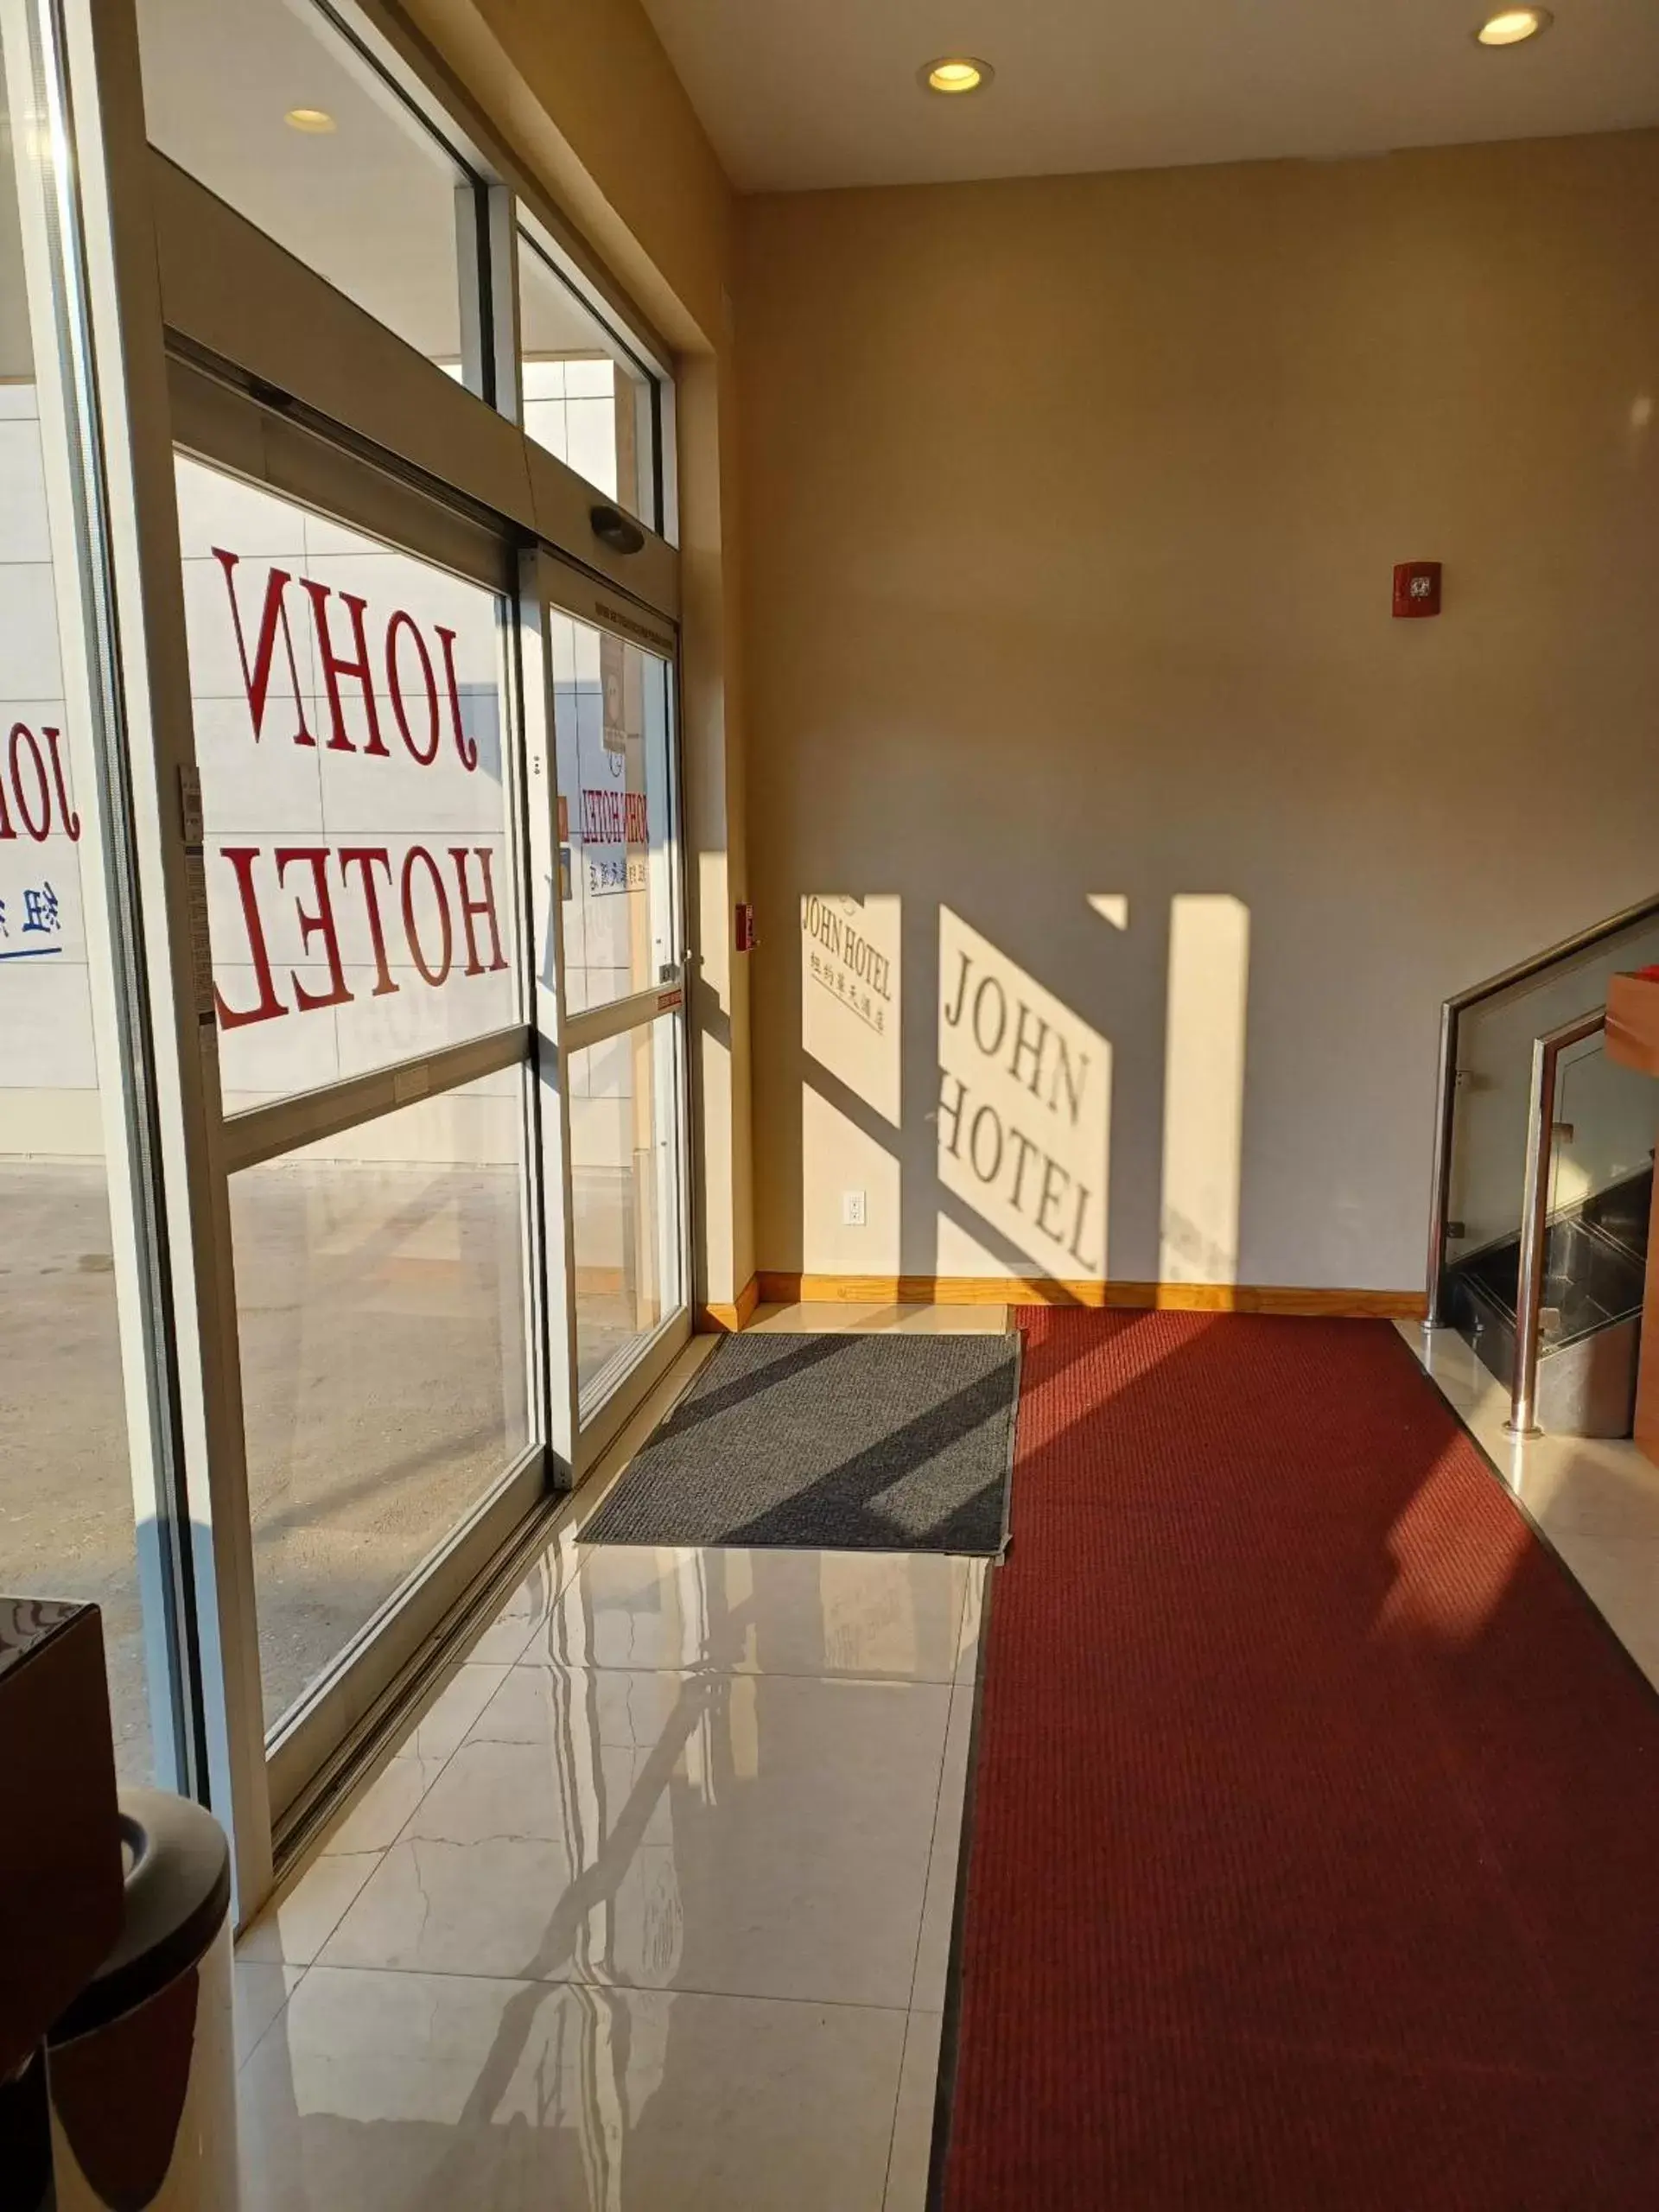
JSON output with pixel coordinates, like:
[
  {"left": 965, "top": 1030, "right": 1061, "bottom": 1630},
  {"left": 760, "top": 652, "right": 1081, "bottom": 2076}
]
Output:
[{"left": 842, "top": 1189, "right": 867, "bottom": 1228}]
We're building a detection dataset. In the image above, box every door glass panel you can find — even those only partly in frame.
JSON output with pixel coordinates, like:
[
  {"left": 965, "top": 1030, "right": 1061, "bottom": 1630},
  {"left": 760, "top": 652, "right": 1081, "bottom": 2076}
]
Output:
[
  {"left": 0, "top": 62, "right": 155, "bottom": 1778},
  {"left": 571, "top": 1016, "right": 684, "bottom": 1402},
  {"left": 550, "top": 612, "right": 676, "bottom": 1016},
  {"left": 518, "top": 233, "right": 657, "bottom": 525},
  {"left": 136, "top": 0, "right": 474, "bottom": 371},
  {"left": 175, "top": 454, "right": 519, "bottom": 1109},
  {"left": 231, "top": 1071, "right": 532, "bottom": 1731}
]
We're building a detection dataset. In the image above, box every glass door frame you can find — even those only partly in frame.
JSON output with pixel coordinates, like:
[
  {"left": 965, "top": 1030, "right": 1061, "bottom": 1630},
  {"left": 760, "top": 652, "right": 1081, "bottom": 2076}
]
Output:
[
  {"left": 524, "top": 547, "right": 693, "bottom": 1486},
  {"left": 37, "top": 0, "right": 687, "bottom": 1916},
  {"left": 167, "top": 356, "right": 552, "bottom": 1837}
]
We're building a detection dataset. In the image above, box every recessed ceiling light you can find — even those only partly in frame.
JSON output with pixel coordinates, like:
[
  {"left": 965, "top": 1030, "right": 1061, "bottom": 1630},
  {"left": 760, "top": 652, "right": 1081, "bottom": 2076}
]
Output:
[
  {"left": 1475, "top": 8, "right": 1552, "bottom": 46},
  {"left": 920, "top": 56, "right": 993, "bottom": 95},
  {"left": 283, "top": 106, "right": 336, "bottom": 133}
]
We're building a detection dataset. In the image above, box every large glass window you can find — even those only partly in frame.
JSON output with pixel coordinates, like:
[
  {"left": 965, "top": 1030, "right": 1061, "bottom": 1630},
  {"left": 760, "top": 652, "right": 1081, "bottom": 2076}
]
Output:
[
  {"left": 0, "top": 54, "right": 154, "bottom": 1778},
  {"left": 550, "top": 613, "right": 677, "bottom": 1016},
  {"left": 231, "top": 1072, "right": 532, "bottom": 1729},
  {"left": 136, "top": 0, "right": 476, "bottom": 372},
  {"left": 3, "top": 0, "right": 688, "bottom": 1910},
  {"left": 518, "top": 232, "right": 659, "bottom": 526},
  {"left": 176, "top": 455, "right": 519, "bottom": 1111},
  {"left": 1, "top": 0, "right": 695, "bottom": 1893}
]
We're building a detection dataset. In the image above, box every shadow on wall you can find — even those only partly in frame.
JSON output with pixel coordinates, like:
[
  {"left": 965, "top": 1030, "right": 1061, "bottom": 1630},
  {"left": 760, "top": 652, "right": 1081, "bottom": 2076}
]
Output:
[{"left": 785, "top": 887, "right": 1250, "bottom": 1294}]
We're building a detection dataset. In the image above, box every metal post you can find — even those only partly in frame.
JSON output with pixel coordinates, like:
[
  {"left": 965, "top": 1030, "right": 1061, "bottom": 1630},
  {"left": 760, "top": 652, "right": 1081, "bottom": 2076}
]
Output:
[
  {"left": 1506, "top": 1010, "right": 1606, "bottom": 1438},
  {"left": 1506, "top": 1034, "right": 1554, "bottom": 1437},
  {"left": 1422, "top": 1001, "right": 1459, "bottom": 1329}
]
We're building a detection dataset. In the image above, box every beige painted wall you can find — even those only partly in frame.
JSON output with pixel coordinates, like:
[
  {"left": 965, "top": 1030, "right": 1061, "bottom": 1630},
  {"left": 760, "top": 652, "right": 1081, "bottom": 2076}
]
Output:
[
  {"left": 739, "top": 130, "right": 1659, "bottom": 1295},
  {"left": 398, "top": 0, "right": 734, "bottom": 353},
  {"left": 399, "top": 0, "right": 754, "bottom": 1306}
]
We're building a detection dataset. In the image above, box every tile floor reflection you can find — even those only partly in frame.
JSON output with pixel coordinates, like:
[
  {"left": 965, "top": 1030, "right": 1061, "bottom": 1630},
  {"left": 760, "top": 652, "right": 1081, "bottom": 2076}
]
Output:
[
  {"left": 235, "top": 1305, "right": 991, "bottom": 2209},
  {"left": 1406, "top": 1321, "right": 1659, "bottom": 1687},
  {"left": 242, "top": 1971, "right": 906, "bottom": 2211}
]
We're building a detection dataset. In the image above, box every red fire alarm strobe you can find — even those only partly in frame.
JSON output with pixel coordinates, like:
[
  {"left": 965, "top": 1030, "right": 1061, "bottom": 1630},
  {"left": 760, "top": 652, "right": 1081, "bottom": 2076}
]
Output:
[
  {"left": 735, "top": 901, "right": 757, "bottom": 953},
  {"left": 1393, "top": 561, "right": 1442, "bottom": 618}
]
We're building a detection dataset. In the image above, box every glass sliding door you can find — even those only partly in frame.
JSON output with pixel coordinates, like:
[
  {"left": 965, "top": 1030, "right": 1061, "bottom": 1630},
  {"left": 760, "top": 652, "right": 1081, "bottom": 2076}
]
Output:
[
  {"left": 171, "top": 412, "right": 545, "bottom": 1817},
  {"left": 531, "top": 556, "right": 690, "bottom": 1469},
  {"left": 227, "top": 1069, "right": 535, "bottom": 1732}
]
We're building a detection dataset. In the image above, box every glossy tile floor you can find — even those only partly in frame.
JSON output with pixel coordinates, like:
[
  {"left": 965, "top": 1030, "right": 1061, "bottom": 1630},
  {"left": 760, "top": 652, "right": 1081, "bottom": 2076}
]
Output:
[
  {"left": 232, "top": 1304, "right": 1659, "bottom": 2209},
  {"left": 1405, "top": 1320, "right": 1659, "bottom": 1688},
  {"left": 233, "top": 1304, "right": 998, "bottom": 2210}
]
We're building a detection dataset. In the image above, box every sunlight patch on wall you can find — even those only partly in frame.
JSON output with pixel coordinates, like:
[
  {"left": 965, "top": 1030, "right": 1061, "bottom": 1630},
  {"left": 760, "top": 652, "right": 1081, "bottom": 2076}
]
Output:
[
  {"left": 1160, "top": 894, "right": 1250, "bottom": 1285},
  {"left": 698, "top": 850, "right": 734, "bottom": 1011},
  {"left": 1087, "top": 893, "right": 1129, "bottom": 930},
  {"left": 938, "top": 907, "right": 1109, "bottom": 1284},
  {"left": 800, "top": 893, "right": 900, "bottom": 1124},
  {"left": 1628, "top": 391, "right": 1653, "bottom": 466}
]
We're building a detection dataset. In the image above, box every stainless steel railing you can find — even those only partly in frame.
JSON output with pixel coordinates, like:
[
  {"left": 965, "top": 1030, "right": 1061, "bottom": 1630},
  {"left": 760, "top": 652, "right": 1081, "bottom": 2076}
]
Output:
[
  {"left": 1422, "top": 891, "right": 1659, "bottom": 1331},
  {"left": 1503, "top": 1010, "right": 1606, "bottom": 1437}
]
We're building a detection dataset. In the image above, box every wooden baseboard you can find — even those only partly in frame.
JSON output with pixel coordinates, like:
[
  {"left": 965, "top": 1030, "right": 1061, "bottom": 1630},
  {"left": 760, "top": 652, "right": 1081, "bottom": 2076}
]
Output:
[
  {"left": 696, "top": 1272, "right": 760, "bottom": 1333},
  {"left": 1122, "top": 1282, "right": 1427, "bottom": 1319},
  {"left": 754, "top": 1272, "right": 1426, "bottom": 1321}
]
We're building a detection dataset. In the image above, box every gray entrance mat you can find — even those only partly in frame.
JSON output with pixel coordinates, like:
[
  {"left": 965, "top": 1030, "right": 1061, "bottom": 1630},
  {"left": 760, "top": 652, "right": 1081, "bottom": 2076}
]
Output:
[{"left": 580, "top": 1331, "right": 1021, "bottom": 1555}]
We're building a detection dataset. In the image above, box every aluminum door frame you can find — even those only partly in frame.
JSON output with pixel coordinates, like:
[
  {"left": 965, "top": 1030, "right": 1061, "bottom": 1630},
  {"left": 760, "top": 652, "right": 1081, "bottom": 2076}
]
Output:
[
  {"left": 524, "top": 547, "right": 693, "bottom": 1489},
  {"left": 148, "top": 353, "right": 556, "bottom": 1849}
]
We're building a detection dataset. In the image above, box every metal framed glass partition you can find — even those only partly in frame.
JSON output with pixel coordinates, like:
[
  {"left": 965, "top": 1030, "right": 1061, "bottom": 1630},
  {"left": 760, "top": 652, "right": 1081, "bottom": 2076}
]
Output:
[
  {"left": 1425, "top": 895, "right": 1659, "bottom": 1327},
  {"left": 5, "top": 0, "right": 689, "bottom": 1916}
]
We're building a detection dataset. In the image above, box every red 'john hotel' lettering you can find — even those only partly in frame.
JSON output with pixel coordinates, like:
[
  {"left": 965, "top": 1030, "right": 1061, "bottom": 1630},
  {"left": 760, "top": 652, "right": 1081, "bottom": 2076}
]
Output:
[
  {"left": 214, "top": 550, "right": 480, "bottom": 771},
  {"left": 208, "top": 551, "right": 507, "bottom": 1031},
  {"left": 0, "top": 721, "right": 81, "bottom": 843},
  {"left": 214, "top": 843, "right": 507, "bottom": 1030},
  {"left": 580, "top": 788, "right": 649, "bottom": 845}
]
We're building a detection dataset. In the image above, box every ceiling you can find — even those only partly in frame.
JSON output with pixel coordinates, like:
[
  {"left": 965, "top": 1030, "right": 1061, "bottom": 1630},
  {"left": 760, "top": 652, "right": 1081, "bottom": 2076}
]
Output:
[{"left": 639, "top": 0, "right": 1659, "bottom": 194}]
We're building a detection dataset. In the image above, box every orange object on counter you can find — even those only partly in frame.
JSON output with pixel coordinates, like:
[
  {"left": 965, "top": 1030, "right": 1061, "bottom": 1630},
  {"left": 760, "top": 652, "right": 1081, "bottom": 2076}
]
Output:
[{"left": 1605, "top": 972, "right": 1659, "bottom": 1077}]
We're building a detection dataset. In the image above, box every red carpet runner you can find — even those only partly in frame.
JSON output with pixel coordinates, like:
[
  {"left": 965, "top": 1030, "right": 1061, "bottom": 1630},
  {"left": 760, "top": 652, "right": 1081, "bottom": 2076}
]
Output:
[{"left": 941, "top": 1311, "right": 1659, "bottom": 2209}]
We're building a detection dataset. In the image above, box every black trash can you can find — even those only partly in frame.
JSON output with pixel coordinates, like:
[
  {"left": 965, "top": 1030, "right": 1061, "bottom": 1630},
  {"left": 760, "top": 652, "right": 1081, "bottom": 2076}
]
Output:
[{"left": 46, "top": 1789, "right": 239, "bottom": 2210}]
